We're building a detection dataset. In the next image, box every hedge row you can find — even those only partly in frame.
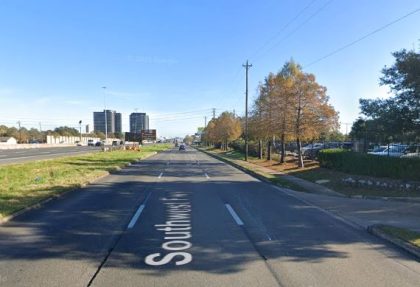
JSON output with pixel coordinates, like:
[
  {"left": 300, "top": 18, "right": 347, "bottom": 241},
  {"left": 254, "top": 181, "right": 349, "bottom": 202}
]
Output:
[{"left": 318, "top": 149, "right": 420, "bottom": 181}]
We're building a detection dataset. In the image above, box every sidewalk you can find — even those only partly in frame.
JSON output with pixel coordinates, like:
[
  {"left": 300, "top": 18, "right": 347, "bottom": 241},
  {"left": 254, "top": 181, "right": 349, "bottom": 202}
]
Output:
[{"left": 202, "top": 149, "right": 420, "bottom": 233}]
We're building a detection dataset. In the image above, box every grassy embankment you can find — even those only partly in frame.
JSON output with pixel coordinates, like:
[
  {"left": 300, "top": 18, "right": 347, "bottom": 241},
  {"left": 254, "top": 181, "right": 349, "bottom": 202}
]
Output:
[
  {"left": 0, "top": 144, "right": 171, "bottom": 219},
  {"left": 204, "top": 147, "right": 420, "bottom": 198}
]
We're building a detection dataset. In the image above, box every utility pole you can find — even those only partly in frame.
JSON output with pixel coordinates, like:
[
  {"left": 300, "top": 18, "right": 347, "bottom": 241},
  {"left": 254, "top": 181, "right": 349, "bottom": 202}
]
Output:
[
  {"left": 204, "top": 116, "right": 207, "bottom": 127},
  {"left": 243, "top": 60, "right": 252, "bottom": 161},
  {"left": 102, "top": 86, "right": 107, "bottom": 143},
  {"left": 212, "top": 108, "right": 216, "bottom": 119},
  {"left": 39, "top": 122, "right": 43, "bottom": 143},
  {"left": 17, "top": 121, "right": 21, "bottom": 143}
]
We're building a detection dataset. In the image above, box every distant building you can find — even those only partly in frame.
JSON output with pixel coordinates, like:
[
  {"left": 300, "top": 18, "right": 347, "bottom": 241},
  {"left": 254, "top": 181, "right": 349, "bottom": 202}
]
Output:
[
  {"left": 0, "top": 137, "right": 17, "bottom": 144},
  {"left": 129, "top": 112, "right": 149, "bottom": 134},
  {"left": 93, "top": 110, "right": 122, "bottom": 134},
  {"left": 114, "top": 113, "right": 122, "bottom": 133}
]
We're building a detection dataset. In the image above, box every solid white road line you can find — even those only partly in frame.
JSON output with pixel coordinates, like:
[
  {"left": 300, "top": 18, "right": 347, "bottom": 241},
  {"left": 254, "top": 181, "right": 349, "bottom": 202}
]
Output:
[
  {"left": 225, "top": 204, "right": 244, "bottom": 226},
  {"left": 158, "top": 172, "right": 163, "bottom": 178},
  {"left": 127, "top": 192, "right": 152, "bottom": 229}
]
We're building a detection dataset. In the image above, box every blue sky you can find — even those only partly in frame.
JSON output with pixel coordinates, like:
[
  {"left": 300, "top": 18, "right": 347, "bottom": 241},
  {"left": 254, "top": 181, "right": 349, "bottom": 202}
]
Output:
[{"left": 0, "top": 0, "right": 419, "bottom": 138}]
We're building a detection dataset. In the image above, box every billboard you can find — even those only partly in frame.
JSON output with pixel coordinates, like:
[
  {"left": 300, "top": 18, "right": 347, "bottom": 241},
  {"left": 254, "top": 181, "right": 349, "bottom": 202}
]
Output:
[{"left": 141, "top": 129, "right": 157, "bottom": 141}]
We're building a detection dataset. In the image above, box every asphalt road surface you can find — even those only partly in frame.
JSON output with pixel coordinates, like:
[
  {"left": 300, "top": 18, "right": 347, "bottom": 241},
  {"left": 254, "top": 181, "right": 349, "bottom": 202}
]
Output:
[
  {"left": 0, "top": 147, "right": 419, "bottom": 286},
  {"left": 0, "top": 146, "right": 101, "bottom": 165}
]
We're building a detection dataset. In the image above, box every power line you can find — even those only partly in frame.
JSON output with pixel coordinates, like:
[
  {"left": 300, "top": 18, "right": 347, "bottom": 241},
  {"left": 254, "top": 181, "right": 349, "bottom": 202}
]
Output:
[
  {"left": 252, "top": 0, "right": 334, "bottom": 63},
  {"left": 249, "top": 0, "right": 319, "bottom": 61},
  {"left": 304, "top": 7, "right": 420, "bottom": 68}
]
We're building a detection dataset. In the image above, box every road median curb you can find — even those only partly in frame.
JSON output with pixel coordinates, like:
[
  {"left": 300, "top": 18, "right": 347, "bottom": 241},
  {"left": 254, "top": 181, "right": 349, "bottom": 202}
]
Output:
[
  {"left": 197, "top": 148, "right": 276, "bottom": 184},
  {"left": 198, "top": 148, "right": 343, "bottom": 196},
  {"left": 0, "top": 151, "right": 158, "bottom": 225},
  {"left": 367, "top": 224, "right": 420, "bottom": 261}
]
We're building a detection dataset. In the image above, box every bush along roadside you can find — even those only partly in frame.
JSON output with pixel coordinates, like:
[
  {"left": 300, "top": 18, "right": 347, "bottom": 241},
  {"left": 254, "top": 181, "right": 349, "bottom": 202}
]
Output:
[{"left": 318, "top": 149, "right": 420, "bottom": 181}]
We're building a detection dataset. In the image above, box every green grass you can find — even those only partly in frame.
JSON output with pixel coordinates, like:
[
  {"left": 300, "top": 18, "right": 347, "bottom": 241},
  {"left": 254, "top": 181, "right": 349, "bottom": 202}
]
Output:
[
  {"left": 378, "top": 225, "right": 420, "bottom": 248},
  {"left": 0, "top": 144, "right": 171, "bottom": 218}
]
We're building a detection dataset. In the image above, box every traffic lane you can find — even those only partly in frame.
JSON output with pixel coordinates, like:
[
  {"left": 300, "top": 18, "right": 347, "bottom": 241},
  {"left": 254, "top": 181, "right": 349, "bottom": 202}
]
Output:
[
  {"left": 0, "top": 146, "right": 101, "bottom": 165},
  {"left": 0, "top": 151, "right": 168, "bottom": 287},
  {"left": 204, "top": 164, "right": 420, "bottom": 286},
  {"left": 91, "top": 150, "right": 280, "bottom": 287}
]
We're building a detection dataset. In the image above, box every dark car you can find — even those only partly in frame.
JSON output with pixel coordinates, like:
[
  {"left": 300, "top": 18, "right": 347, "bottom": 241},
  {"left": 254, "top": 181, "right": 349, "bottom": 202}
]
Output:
[
  {"left": 179, "top": 144, "right": 186, "bottom": 151},
  {"left": 95, "top": 141, "right": 102, "bottom": 147}
]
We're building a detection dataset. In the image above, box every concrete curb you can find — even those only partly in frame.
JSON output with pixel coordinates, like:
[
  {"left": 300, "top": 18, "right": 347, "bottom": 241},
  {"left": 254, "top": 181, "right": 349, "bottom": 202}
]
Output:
[
  {"left": 0, "top": 151, "right": 158, "bottom": 225},
  {"left": 367, "top": 224, "right": 420, "bottom": 261},
  {"left": 198, "top": 148, "right": 343, "bottom": 197},
  {"left": 198, "top": 148, "right": 278, "bottom": 185}
]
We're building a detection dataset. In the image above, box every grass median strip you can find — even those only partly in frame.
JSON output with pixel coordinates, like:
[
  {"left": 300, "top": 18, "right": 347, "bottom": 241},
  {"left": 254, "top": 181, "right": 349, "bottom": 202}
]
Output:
[{"left": 0, "top": 144, "right": 171, "bottom": 219}]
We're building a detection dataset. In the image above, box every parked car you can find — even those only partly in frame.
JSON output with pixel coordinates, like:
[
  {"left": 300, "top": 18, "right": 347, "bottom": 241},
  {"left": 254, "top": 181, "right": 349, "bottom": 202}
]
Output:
[
  {"left": 367, "top": 146, "right": 387, "bottom": 155},
  {"left": 301, "top": 143, "right": 324, "bottom": 159},
  {"left": 401, "top": 145, "right": 420, "bottom": 158},
  {"left": 368, "top": 145, "right": 407, "bottom": 157}
]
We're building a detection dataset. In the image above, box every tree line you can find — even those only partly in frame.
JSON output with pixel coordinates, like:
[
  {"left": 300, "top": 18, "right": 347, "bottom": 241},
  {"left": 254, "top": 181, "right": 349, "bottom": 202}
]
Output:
[
  {"left": 203, "top": 60, "right": 339, "bottom": 168},
  {"left": 0, "top": 125, "right": 109, "bottom": 143},
  {"left": 350, "top": 47, "right": 420, "bottom": 144}
]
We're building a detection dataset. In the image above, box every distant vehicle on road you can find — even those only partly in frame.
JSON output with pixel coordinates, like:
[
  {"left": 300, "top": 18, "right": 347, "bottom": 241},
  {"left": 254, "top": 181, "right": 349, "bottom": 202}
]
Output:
[
  {"left": 179, "top": 144, "right": 186, "bottom": 151},
  {"left": 95, "top": 141, "right": 102, "bottom": 147},
  {"left": 87, "top": 140, "right": 94, "bottom": 147}
]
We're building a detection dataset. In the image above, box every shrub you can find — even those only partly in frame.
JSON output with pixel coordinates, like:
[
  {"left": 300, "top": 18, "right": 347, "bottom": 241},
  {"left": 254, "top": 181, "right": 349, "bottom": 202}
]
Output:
[{"left": 318, "top": 149, "right": 420, "bottom": 181}]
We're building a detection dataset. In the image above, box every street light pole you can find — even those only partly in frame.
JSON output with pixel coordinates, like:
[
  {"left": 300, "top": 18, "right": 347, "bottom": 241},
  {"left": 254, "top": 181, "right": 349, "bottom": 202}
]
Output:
[
  {"left": 243, "top": 60, "right": 252, "bottom": 161},
  {"left": 79, "top": 120, "right": 82, "bottom": 142},
  {"left": 102, "top": 86, "right": 107, "bottom": 143}
]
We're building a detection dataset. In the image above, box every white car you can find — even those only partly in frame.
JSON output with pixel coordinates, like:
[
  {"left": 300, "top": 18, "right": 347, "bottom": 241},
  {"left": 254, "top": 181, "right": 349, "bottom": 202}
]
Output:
[
  {"left": 368, "top": 145, "right": 407, "bottom": 157},
  {"left": 401, "top": 145, "right": 420, "bottom": 158}
]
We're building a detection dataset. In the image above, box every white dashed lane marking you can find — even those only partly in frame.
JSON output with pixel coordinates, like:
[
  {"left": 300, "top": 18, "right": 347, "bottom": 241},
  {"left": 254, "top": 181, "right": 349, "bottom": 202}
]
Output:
[{"left": 225, "top": 204, "right": 244, "bottom": 226}]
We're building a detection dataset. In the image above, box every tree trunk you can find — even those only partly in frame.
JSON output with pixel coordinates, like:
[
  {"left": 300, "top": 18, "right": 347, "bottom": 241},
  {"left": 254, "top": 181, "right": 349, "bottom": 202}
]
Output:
[
  {"left": 297, "top": 137, "right": 304, "bottom": 168},
  {"left": 258, "top": 140, "right": 263, "bottom": 159},
  {"left": 280, "top": 133, "right": 285, "bottom": 163},
  {"left": 267, "top": 140, "right": 272, "bottom": 160}
]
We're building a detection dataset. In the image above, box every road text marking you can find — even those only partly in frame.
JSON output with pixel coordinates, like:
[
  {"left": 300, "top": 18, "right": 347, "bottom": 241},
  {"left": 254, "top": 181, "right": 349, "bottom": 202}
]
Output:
[
  {"left": 158, "top": 172, "right": 163, "bottom": 178},
  {"left": 204, "top": 173, "right": 210, "bottom": 179},
  {"left": 225, "top": 204, "right": 244, "bottom": 226}
]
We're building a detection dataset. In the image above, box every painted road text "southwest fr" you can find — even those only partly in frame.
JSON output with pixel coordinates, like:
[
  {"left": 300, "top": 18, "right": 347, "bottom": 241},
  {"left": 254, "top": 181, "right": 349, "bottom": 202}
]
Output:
[{"left": 145, "top": 191, "right": 193, "bottom": 266}]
